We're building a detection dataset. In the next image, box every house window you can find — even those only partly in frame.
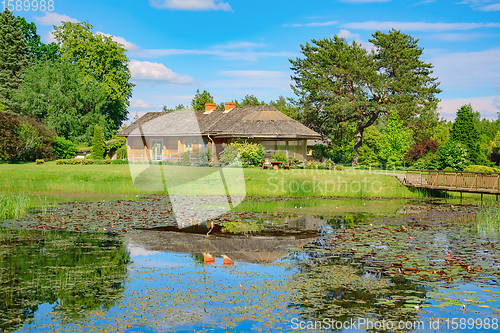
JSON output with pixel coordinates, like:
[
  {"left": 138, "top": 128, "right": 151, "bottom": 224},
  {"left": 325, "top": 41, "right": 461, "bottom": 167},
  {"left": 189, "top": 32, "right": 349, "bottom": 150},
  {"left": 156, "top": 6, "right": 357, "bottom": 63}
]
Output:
[{"left": 185, "top": 140, "right": 192, "bottom": 151}]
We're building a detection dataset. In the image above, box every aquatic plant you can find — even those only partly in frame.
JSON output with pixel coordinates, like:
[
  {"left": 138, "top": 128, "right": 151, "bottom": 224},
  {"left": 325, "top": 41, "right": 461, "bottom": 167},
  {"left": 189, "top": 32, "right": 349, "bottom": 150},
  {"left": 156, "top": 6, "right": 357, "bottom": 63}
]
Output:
[{"left": 0, "top": 193, "right": 30, "bottom": 220}]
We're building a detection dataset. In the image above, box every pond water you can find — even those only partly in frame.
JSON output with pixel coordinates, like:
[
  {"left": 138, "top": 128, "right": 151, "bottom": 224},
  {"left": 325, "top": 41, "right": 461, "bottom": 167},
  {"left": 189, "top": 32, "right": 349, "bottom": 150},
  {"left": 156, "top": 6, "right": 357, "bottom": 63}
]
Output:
[{"left": 1, "top": 197, "right": 500, "bottom": 332}]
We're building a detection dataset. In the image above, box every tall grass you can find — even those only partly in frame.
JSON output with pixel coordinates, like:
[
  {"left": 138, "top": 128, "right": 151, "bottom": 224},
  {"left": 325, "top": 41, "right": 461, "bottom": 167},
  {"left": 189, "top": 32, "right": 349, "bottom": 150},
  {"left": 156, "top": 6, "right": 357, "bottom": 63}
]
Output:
[
  {"left": 0, "top": 193, "right": 30, "bottom": 220},
  {"left": 476, "top": 205, "right": 500, "bottom": 238}
]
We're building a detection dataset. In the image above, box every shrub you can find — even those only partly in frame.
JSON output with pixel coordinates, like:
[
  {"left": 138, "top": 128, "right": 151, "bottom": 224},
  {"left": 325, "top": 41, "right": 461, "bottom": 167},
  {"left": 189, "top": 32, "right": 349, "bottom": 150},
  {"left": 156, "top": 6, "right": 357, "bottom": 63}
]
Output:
[
  {"left": 271, "top": 151, "right": 288, "bottom": 163},
  {"left": 56, "top": 159, "right": 64, "bottom": 165},
  {"left": 219, "top": 144, "right": 239, "bottom": 165},
  {"left": 335, "top": 164, "right": 344, "bottom": 171},
  {"left": 90, "top": 125, "right": 105, "bottom": 160},
  {"left": 53, "top": 136, "right": 77, "bottom": 159},
  {"left": 82, "top": 159, "right": 94, "bottom": 165},
  {"left": 437, "top": 141, "right": 468, "bottom": 171},
  {"left": 111, "top": 159, "right": 128, "bottom": 164},
  {"left": 182, "top": 151, "right": 191, "bottom": 166},
  {"left": 73, "top": 159, "right": 82, "bottom": 165},
  {"left": 0, "top": 112, "right": 55, "bottom": 162},
  {"left": 311, "top": 144, "right": 326, "bottom": 161},
  {"left": 103, "top": 159, "right": 111, "bottom": 164},
  {"left": 116, "top": 146, "right": 127, "bottom": 160},
  {"left": 306, "top": 161, "right": 318, "bottom": 169},
  {"left": 324, "top": 159, "right": 335, "bottom": 170},
  {"left": 464, "top": 165, "right": 500, "bottom": 173},
  {"left": 404, "top": 139, "right": 439, "bottom": 163},
  {"left": 220, "top": 141, "right": 264, "bottom": 166},
  {"left": 36, "top": 159, "right": 44, "bottom": 165},
  {"left": 411, "top": 153, "right": 441, "bottom": 170}
]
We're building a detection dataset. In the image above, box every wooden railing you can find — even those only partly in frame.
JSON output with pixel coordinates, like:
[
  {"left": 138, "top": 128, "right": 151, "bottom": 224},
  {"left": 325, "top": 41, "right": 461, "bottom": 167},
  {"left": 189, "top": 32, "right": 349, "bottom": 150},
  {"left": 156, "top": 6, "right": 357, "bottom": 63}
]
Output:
[{"left": 403, "top": 170, "right": 500, "bottom": 194}]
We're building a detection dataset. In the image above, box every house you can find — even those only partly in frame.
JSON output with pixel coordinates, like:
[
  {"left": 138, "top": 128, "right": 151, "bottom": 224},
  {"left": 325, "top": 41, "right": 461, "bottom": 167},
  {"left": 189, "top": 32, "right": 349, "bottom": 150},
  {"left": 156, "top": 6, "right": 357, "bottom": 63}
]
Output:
[{"left": 117, "top": 103, "right": 321, "bottom": 163}]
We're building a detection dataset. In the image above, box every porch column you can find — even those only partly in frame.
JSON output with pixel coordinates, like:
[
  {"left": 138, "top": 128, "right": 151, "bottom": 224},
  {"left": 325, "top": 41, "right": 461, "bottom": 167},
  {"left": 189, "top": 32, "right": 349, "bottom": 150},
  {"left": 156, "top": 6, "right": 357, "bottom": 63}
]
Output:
[{"left": 286, "top": 140, "right": 289, "bottom": 159}]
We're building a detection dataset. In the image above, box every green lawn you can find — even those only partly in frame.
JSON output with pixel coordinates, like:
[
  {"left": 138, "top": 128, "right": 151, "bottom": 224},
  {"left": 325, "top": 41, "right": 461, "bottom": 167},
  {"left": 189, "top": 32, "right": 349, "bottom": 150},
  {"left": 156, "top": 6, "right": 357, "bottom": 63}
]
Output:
[{"left": 0, "top": 162, "right": 492, "bottom": 205}]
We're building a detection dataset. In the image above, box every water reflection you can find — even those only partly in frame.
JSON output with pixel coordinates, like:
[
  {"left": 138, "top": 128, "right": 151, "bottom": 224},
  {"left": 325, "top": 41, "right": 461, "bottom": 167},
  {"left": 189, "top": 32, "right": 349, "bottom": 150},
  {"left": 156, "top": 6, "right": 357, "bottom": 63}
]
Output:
[{"left": 0, "top": 229, "right": 129, "bottom": 332}]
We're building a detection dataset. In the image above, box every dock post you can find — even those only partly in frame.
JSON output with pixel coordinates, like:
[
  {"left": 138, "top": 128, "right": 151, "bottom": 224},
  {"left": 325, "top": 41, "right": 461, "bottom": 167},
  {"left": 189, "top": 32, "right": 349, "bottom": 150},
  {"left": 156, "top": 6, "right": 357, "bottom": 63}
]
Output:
[{"left": 481, "top": 193, "right": 483, "bottom": 203}]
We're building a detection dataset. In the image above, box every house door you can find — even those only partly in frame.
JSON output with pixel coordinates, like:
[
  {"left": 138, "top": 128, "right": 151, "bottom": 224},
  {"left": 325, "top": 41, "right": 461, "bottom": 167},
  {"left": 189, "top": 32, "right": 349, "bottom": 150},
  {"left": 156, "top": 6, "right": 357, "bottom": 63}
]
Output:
[{"left": 151, "top": 140, "right": 163, "bottom": 161}]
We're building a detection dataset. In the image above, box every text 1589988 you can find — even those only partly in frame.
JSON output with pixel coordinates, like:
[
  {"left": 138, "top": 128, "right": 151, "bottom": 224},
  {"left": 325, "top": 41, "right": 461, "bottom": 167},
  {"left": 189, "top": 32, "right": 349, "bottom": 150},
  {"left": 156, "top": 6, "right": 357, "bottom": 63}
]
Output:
[{"left": 2, "top": 0, "right": 54, "bottom": 12}]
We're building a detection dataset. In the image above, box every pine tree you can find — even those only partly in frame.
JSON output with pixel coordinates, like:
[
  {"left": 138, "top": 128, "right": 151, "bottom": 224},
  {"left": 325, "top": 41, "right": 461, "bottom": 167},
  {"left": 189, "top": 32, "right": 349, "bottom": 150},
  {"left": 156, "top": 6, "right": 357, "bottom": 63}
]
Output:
[
  {"left": 0, "top": 9, "right": 30, "bottom": 110},
  {"left": 191, "top": 89, "right": 214, "bottom": 110},
  {"left": 450, "top": 104, "right": 481, "bottom": 164},
  {"left": 91, "top": 125, "right": 105, "bottom": 160}
]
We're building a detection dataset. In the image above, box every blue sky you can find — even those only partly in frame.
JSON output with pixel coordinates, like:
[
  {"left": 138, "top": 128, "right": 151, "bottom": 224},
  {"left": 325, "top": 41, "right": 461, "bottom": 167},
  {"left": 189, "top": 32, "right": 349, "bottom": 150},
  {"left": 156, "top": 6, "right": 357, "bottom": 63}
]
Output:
[{"left": 11, "top": 0, "right": 500, "bottom": 121}]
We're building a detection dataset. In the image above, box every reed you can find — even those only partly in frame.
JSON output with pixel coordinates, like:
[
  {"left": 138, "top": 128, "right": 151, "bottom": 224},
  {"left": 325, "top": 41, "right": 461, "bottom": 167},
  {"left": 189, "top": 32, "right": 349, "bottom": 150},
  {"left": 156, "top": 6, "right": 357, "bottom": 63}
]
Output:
[{"left": 0, "top": 193, "right": 31, "bottom": 220}]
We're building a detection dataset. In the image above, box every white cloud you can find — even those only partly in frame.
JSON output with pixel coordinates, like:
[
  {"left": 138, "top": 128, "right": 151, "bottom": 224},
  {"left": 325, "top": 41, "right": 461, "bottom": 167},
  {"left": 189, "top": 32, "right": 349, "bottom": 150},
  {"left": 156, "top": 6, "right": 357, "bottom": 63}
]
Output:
[
  {"left": 439, "top": 96, "right": 500, "bottom": 120},
  {"left": 342, "top": 21, "right": 500, "bottom": 31},
  {"left": 458, "top": 0, "right": 500, "bottom": 11},
  {"left": 131, "top": 99, "right": 151, "bottom": 108},
  {"left": 337, "top": 29, "right": 360, "bottom": 39},
  {"left": 129, "top": 60, "right": 193, "bottom": 84},
  {"left": 129, "top": 48, "right": 296, "bottom": 61},
  {"left": 430, "top": 33, "right": 487, "bottom": 41},
  {"left": 96, "top": 32, "right": 140, "bottom": 51},
  {"left": 481, "top": 3, "right": 500, "bottom": 10},
  {"left": 33, "top": 12, "right": 78, "bottom": 25},
  {"left": 45, "top": 30, "right": 57, "bottom": 44},
  {"left": 283, "top": 20, "right": 338, "bottom": 27},
  {"left": 430, "top": 48, "right": 500, "bottom": 91},
  {"left": 149, "top": 0, "right": 232, "bottom": 11}
]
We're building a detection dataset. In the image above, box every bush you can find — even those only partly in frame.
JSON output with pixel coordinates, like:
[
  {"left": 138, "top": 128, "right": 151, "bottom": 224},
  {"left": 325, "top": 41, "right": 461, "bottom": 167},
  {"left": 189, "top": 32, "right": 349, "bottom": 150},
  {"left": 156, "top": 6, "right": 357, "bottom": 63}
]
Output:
[
  {"left": 90, "top": 125, "right": 105, "bottom": 160},
  {"left": 271, "top": 151, "right": 288, "bottom": 163},
  {"left": 312, "top": 144, "right": 327, "bottom": 161},
  {"left": 404, "top": 139, "right": 440, "bottom": 163},
  {"left": 305, "top": 161, "right": 318, "bottom": 169},
  {"left": 103, "top": 159, "right": 111, "bottom": 164},
  {"left": 464, "top": 165, "right": 500, "bottom": 173},
  {"left": 335, "top": 164, "right": 344, "bottom": 171},
  {"left": 56, "top": 159, "right": 64, "bottom": 165},
  {"left": 82, "top": 159, "right": 94, "bottom": 165},
  {"left": 324, "top": 159, "right": 335, "bottom": 170},
  {"left": 53, "top": 136, "right": 77, "bottom": 159},
  {"left": 220, "top": 141, "right": 264, "bottom": 166},
  {"left": 36, "top": 159, "right": 44, "bottom": 165},
  {"left": 116, "top": 146, "right": 127, "bottom": 160},
  {"left": 0, "top": 112, "right": 55, "bottom": 162},
  {"left": 182, "top": 151, "right": 191, "bottom": 166},
  {"left": 220, "top": 144, "right": 239, "bottom": 165},
  {"left": 73, "top": 159, "right": 82, "bottom": 165},
  {"left": 111, "top": 159, "right": 128, "bottom": 164},
  {"left": 437, "top": 141, "right": 468, "bottom": 171}
]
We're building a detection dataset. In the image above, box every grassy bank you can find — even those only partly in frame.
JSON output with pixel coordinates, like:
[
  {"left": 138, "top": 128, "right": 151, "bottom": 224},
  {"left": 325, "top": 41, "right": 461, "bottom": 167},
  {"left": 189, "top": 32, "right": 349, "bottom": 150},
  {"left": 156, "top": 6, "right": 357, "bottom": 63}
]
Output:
[{"left": 0, "top": 162, "right": 489, "bottom": 204}]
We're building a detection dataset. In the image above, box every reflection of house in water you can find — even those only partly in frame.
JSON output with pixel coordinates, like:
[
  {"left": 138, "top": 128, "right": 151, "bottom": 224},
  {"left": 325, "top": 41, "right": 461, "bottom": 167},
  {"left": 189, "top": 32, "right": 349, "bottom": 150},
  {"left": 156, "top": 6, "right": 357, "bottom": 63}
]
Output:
[
  {"left": 126, "top": 229, "right": 320, "bottom": 264},
  {"left": 284, "top": 215, "right": 325, "bottom": 231}
]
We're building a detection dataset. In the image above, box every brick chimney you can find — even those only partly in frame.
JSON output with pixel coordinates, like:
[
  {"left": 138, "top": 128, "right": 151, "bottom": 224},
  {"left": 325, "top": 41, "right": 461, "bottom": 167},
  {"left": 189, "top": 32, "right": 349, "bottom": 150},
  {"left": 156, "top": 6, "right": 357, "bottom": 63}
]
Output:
[
  {"left": 205, "top": 103, "right": 217, "bottom": 111},
  {"left": 224, "top": 102, "right": 236, "bottom": 111}
]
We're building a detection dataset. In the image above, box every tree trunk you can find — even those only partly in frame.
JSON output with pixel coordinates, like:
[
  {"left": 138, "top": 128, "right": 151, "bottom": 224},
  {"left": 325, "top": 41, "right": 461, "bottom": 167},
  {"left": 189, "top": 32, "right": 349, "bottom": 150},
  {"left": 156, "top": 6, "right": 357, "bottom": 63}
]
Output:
[{"left": 351, "top": 120, "right": 364, "bottom": 167}]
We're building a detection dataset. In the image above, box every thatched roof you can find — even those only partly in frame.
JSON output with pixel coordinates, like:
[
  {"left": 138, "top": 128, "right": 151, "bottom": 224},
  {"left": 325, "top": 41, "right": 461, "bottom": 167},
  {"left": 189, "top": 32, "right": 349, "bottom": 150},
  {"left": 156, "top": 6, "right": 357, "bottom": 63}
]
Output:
[{"left": 118, "top": 105, "right": 321, "bottom": 140}]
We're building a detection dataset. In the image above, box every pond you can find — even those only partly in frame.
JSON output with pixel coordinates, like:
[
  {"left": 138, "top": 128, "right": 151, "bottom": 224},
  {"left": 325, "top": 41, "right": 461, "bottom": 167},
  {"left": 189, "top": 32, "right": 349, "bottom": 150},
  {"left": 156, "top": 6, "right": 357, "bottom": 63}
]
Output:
[{"left": 1, "top": 196, "right": 499, "bottom": 332}]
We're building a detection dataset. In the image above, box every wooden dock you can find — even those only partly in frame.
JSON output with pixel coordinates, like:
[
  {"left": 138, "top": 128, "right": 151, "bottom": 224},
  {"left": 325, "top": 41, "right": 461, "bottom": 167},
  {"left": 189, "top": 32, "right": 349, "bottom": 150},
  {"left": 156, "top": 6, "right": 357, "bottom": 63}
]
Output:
[{"left": 402, "top": 170, "right": 500, "bottom": 201}]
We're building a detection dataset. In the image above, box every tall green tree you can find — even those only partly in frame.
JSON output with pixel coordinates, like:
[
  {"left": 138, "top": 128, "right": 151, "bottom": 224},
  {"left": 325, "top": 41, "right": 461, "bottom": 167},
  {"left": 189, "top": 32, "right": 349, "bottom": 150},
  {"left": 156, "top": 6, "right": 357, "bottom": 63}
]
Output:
[
  {"left": 379, "top": 110, "right": 412, "bottom": 167},
  {"left": 0, "top": 9, "right": 30, "bottom": 110},
  {"left": 13, "top": 61, "right": 110, "bottom": 143},
  {"left": 449, "top": 104, "right": 483, "bottom": 165},
  {"left": 16, "top": 16, "right": 59, "bottom": 61},
  {"left": 290, "top": 29, "right": 441, "bottom": 166},
  {"left": 91, "top": 125, "right": 105, "bottom": 160},
  {"left": 239, "top": 94, "right": 264, "bottom": 106},
  {"left": 269, "top": 96, "right": 299, "bottom": 119},
  {"left": 191, "top": 89, "right": 214, "bottom": 110},
  {"left": 52, "top": 21, "right": 133, "bottom": 132}
]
